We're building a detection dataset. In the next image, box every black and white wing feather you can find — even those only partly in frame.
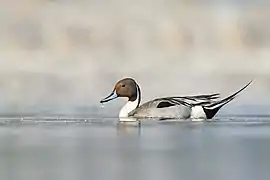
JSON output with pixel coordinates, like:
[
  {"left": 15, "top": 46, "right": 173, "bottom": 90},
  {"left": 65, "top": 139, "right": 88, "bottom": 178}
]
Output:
[{"left": 155, "top": 93, "right": 220, "bottom": 108}]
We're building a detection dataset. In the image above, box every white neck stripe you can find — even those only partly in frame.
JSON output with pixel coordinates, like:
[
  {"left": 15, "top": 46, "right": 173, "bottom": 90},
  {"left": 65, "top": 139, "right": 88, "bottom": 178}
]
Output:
[{"left": 119, "top": 84, "right": 141, "bottom": 117}]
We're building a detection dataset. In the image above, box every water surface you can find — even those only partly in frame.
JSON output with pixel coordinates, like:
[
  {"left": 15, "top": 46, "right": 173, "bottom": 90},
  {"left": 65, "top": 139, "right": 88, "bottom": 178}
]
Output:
[{"left": 0, "top": 115, "right": 270, "bottom": 180}]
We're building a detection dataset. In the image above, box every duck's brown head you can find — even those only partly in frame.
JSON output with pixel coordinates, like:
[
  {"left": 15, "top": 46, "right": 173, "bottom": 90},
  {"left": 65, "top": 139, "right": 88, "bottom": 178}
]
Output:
[{"left": 100, "top": 78, "right": 140, "bottom": 103}]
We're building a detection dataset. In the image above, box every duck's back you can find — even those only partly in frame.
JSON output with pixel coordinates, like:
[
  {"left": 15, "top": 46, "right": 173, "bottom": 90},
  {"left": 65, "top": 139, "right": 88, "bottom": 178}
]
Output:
[{"left": 128, "top": 99, "right": 191, "bottom": 119}]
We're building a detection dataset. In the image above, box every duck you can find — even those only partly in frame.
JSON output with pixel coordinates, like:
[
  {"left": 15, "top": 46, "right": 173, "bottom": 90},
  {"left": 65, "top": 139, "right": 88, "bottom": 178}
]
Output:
[{"left": 100, "top": 78, "right": 252, "bottom": 121}]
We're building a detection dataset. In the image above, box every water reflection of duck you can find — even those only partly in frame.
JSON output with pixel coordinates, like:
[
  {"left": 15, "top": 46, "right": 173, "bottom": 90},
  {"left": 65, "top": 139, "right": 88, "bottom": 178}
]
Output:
[{"left": 116, "top": 121, "right": 141, "bottom": 136}]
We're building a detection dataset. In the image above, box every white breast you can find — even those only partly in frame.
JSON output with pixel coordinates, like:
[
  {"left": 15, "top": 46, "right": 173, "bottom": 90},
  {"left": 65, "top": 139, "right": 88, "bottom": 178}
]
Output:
[{"left": 119, "top": 101, "right": 138, "bottom": 117}]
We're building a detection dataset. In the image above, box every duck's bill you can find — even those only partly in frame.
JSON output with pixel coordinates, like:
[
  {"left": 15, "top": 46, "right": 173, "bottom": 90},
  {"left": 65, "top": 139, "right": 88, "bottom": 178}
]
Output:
[{"left": 100, "top": 90, "right": 118, "bottom": 103}]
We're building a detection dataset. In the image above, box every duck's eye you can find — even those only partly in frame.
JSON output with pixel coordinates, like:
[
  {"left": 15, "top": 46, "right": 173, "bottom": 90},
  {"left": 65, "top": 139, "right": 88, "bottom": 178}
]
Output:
[{"left": 121, "top": 84, "right": 126, "bottom": 87}]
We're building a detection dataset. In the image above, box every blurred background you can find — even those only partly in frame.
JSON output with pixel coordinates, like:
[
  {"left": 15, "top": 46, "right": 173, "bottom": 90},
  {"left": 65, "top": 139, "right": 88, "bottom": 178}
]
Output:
[
  {"left": 0, "top": 0, "right": 269, "bottom": 116},
  {"left": 1, "top": 2, "right": 270, "bottom": 180}
]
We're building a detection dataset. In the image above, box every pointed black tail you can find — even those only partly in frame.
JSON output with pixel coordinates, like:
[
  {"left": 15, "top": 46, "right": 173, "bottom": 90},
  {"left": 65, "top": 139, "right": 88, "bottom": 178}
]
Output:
[{"left": 202, "top": 80, "right": 253, "bottom": 119}]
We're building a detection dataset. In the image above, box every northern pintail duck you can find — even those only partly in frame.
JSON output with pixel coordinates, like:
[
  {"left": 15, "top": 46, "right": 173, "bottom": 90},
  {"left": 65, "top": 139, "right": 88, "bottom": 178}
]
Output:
[{"left": 100, "top": 78, "right": 252, "bottom": 121}]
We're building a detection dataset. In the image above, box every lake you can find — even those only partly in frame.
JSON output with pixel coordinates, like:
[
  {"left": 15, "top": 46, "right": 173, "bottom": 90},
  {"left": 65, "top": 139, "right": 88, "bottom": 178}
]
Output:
[{"left": 0, "top": 114, "right": 270, "bottom": 180}]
